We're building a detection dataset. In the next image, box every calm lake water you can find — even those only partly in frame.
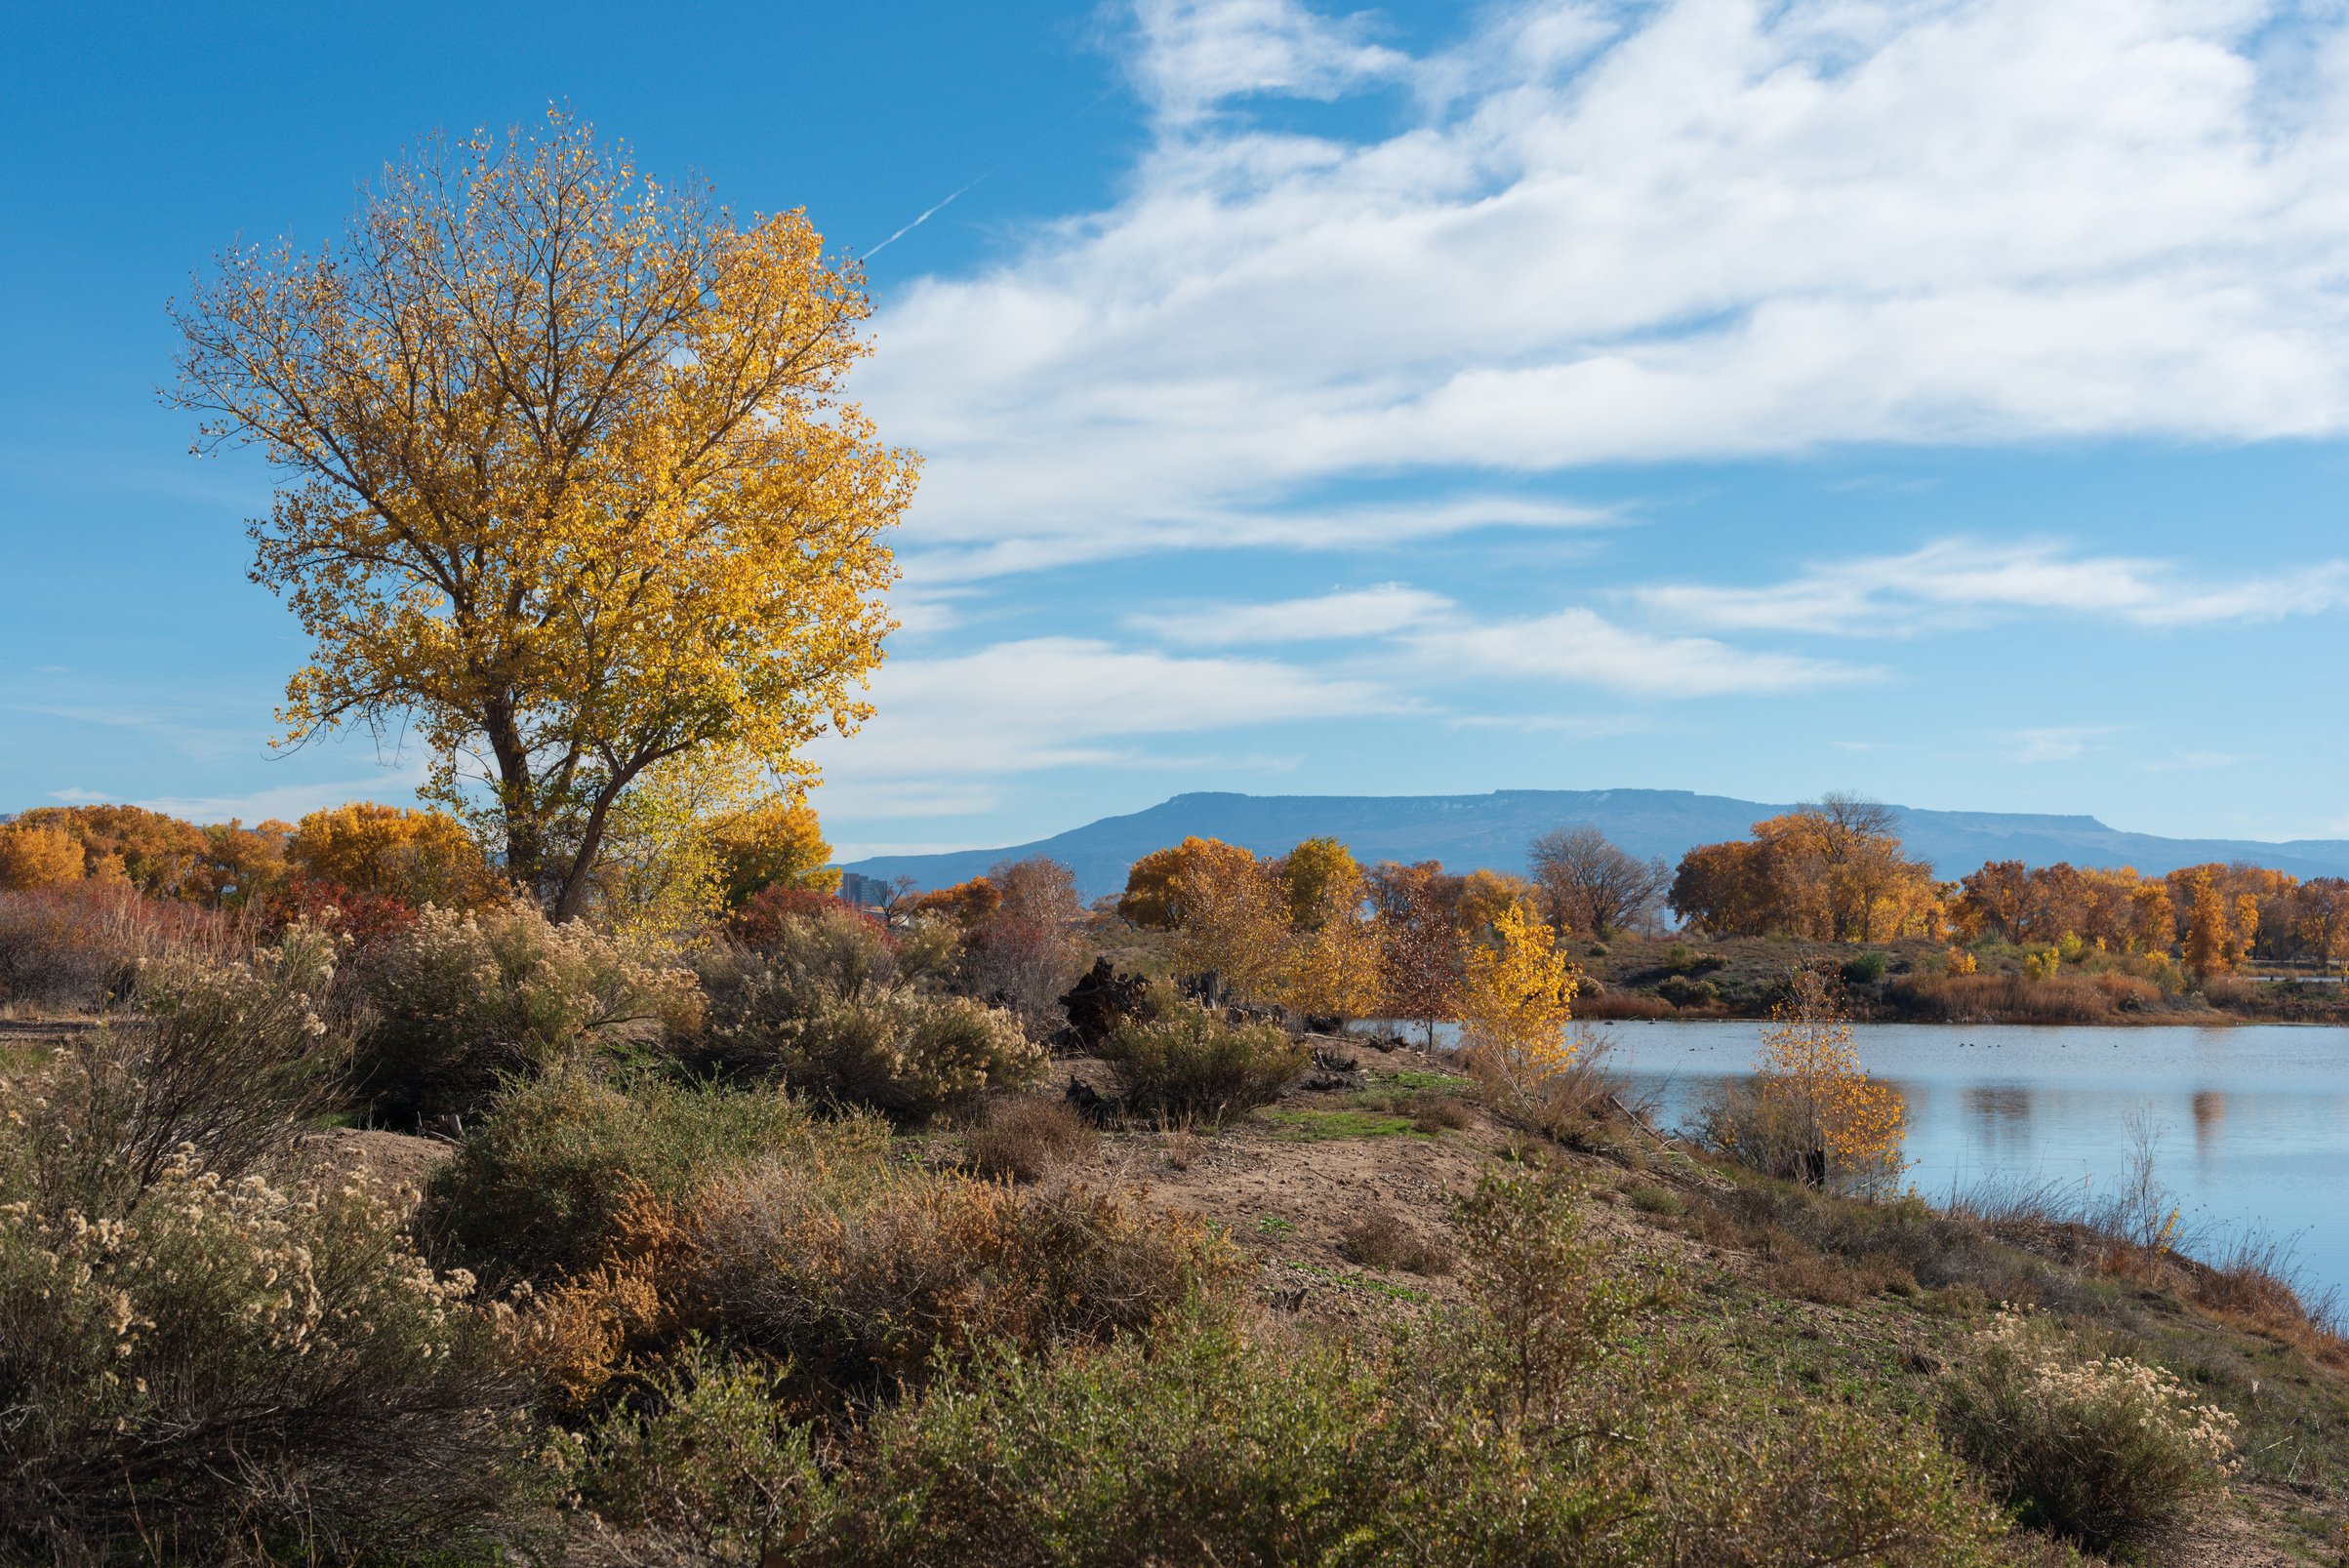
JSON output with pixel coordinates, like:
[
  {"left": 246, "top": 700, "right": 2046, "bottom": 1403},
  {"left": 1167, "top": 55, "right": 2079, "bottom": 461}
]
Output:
[{"left": 1415, "top": 1020, "right": 2349, "bottom": 1303}]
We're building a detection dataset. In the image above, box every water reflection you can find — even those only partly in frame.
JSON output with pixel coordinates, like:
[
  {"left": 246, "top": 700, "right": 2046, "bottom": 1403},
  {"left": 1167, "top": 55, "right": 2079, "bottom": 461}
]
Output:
[
  {"left": 1582, "top": 1020, "right": 2349, "bottom": 1299},
  {"left": 2192, "top": 1090, "right": 2227, "bottom": 1159}
]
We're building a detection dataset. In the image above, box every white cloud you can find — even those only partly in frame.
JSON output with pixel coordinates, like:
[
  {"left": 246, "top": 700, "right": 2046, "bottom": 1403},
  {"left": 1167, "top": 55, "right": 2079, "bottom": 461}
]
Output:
[
  {"left": 897, "top": 494, "right": 1609, "bottom": 583},
  {"left": 2144, "top": 748, "right": 2241, "bottom": 772},
  {"left": 125, "top": 772, "right": 428, "bottom": 824},
  {"left": 1127, "top": 583, "right": 1454, "bottom": 643},
  {"left": 1409, "top": 607, "right": 1870, "bottom": 697},
  {"left": 866, "top": 0, "right": 2349, "bottom": 574},
  {"left": 806, "top": 636, "right": 1403, "bottom": 815},
  {"left": 1633, "top": 541, "right": 2349, "bottom": 633},
  {"left": 2006, "top": 726, "right": 2120, "bottom": 764},
  {"left": 1131, "top": 0, "right": 1407, "bottom": 123}
]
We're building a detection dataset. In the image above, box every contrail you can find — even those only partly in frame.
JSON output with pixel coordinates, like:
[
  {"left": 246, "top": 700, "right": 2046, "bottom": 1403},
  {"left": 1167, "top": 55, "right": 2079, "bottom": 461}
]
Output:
[
  {"left": 862, "top": 86, "right": 1120, "bottom": 260},
  {"left": 866, "top": 171, "right": 994, "bottom": 258}
]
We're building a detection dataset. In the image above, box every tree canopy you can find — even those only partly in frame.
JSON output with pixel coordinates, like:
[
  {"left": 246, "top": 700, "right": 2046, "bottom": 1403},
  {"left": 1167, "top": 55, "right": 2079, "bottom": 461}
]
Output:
[{"left": 172, "top": 112, "right": 915, "bottom": 919}]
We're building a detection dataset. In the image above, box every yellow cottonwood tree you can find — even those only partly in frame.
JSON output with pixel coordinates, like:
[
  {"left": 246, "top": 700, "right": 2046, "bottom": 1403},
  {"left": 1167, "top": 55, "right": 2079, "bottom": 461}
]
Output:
[
  {"left": 289, "top": 801, "right": 497, "bottom": 907},
  {"left": 1749, "top": 968, "right": 1907, "bottom": 1194},
  {"left": 1279, "top": 859, "right": 1384, "bottom": 1022},
  {"left": 171, "top": 112, "right": 914, "bottom": 920},
  {"left": 0, "top": 822, "right": 84, "bottom": 891},
  {"left": 1171, "top": 849, "right": 1290, "bottom": 1004},
  {"left": 704, "top": 794, "right": 839, "bottom": 907},
  {"left": 1457, "top": 903, "right": 1580, "bottom": 1096}
]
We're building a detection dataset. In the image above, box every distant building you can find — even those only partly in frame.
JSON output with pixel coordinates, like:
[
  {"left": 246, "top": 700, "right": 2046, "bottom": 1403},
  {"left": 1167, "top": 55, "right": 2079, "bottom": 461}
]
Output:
[{"left": 837, "top": 870, "right": 889, "bottom": 909}]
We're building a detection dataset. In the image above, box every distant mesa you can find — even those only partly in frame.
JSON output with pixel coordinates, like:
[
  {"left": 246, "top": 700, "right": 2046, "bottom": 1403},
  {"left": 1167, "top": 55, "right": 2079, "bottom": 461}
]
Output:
[{"left": 839, "top": 787, "right": 2349, "bottom": 902}]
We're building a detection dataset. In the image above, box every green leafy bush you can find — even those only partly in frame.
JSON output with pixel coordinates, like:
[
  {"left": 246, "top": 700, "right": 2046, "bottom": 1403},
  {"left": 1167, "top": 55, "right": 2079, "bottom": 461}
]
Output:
[
  {"left": 1843, "top": 949, "right": 1892, "bottom": 985},
  {"left": 566, "top": 1340, "right": 823, "bottom": 1566},
  {"left": 0, "top": 1152, "right": 541, "bottom": 1563},
  {"left": 352, "top": 900, "right": 700, "bottom": 1125},
  {"left": 1653, "top": 973, "right": 1719, "bottom": 1009},
  {"left": 1096, "top": 983, "right": 1304, "bottom": 1123},
  {"left": 1941, "top": 1308, "right": 2239, "bottom": 1553}
]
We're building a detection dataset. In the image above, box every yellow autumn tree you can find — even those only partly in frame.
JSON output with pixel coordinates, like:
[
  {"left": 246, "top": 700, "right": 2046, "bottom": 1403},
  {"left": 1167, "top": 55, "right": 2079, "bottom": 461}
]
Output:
[
  {"left": 704, "top": 794, "right": 839, "bottom": 907},
  {"left": 2178, "top": 865, "right": 2256, "bottom": 978},
  {"left": 289, "top": 802, "right": 499, "bottom": 908},
  {"left": 1118, "top": 836, "right": 1256, "bottom": 930},
  {"left": 0, "top": 821, "right": 85, "bottom": 891},
  {"left": 1171, "top": 848, "right": 1291, "bottom": 1004},
  {"left": 171, "top": 111, "right": 914, "bottom": 920},
  {"left": 1278, "top": 857, "right": 1385, "bottom": 1022},
  {"left": 1744, "top": 968, "right": 1907, "bottom": 1194},
  {"left": 1455, "top": 868, "right": 1543, "bottom": 939},
  {"left": 1276, "top": 836, "right": 1359, "bottom": 929},
  {"left": 1457, "top": 902, "right": 1581, "bottom": 1098}
]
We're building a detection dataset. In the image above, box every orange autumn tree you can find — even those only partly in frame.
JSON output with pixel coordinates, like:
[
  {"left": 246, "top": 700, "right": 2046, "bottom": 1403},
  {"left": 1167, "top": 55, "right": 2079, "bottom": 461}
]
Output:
[
  {"left": 1456, "top": 902, "right": 1581, "bottom": 1100},
  {"left": 1732, "top": 968, "right": 1908, "bottom": 1195},
  {"left": 1117, "top": 836, "right": 1256, "bottom": 930},
  {"left": 171, "top": 112, "right": 914, "bottom": 921},
  {"left": 2175, "top": 865, "right": 2258, "bottom": 978}
]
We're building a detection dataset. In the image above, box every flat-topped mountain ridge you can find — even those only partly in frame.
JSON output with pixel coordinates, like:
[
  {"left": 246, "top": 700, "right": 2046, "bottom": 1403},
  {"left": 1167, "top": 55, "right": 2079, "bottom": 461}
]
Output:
[{"left": 841, "top": 787, "right": 2349, "bottom": 901}]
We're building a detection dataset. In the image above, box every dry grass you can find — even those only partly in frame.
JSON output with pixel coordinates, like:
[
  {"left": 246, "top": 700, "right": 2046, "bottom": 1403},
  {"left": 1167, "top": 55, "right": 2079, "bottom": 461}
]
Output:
[
  {"left": 1889, "top": 970, "right": 2163, "bottom": 1024},
  {"left": 1763, "top": 1247, "right": 1919, "bottom": 1307},
  {"left": 963, "top": 1096, "right": 1099, "bottom": 1184},
  {"left": 1338, "top": 1207, "right": 1457, "bottom": 1275},
  {"left": 1159, "top": 1120, "right": 1202, "bottom": 1171},
  {"left": 1576, "top": 989, "right": 1679, "bottom": 1021},
  {"left": 684, "top": 1165, "right": 1242, "bottom": 1399},
  {"left": 1403, "top": 1091, "right": 1473, "bottom": 1133},
  {"left": 0, "top": 884, "right": 245, "bottom": 1013}
]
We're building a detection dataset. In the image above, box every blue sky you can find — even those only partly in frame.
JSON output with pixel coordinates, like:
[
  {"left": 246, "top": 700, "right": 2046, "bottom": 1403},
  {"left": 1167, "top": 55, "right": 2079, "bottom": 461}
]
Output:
[{"left": 5, "top": 0, "right": 2348, "bottom": 861}]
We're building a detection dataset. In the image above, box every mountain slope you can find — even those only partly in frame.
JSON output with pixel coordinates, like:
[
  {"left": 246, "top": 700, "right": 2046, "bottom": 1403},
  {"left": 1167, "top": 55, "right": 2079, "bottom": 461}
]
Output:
[{"left": 840, "top": 788, "right": 2349, "bottom": 901}]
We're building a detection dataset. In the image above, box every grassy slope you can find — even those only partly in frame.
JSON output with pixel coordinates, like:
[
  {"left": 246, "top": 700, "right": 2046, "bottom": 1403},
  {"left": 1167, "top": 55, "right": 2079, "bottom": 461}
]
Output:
[{"left": 962, "top": 1039, "right": 2349, "bottom": 1566}]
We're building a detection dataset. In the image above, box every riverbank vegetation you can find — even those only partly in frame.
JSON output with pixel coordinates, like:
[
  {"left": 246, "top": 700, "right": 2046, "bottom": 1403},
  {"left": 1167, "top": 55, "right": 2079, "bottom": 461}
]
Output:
[{"left": 3, "top": 881, "right": 2343, "bottom": 1563}]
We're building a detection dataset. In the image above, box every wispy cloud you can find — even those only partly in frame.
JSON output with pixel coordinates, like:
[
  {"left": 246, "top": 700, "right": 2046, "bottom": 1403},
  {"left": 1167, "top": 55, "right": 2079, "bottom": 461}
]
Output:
[
  {"left": 126, "top": 771, "right": 428, "bottom": 824},
  {"left": 2006, "top": 727, "right": 2119, "bottom": 765},
  {"left": 1131, "top": 0, "right": 1408, "bottom": 124},
  {"left": 806, "top": 636, "right": 1405, "bottom": 817},
  {"left": 2144, "top": 749, "right": 2241, "bottom": 774},
  {"left": 1634, "top": 542, "right": 2349, "bottom": 635},
  {"left": 1127, "top": 583, "right": 1453, "bottom": 644},
  {"left": 1409, "top": 608, "right": 1872, "bottom": 698}
]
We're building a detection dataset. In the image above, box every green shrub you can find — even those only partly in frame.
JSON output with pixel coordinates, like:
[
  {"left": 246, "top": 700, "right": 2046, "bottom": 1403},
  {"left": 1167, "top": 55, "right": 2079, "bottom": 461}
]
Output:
[
  {"left": 567, "top": 1340, "right": 823, "bottom": 1567},
  {"left": 775, "top": 990, "right": 1043, "bottom": 1120},
  {"left": 1096, "top": 983, "right": 1304, "bottom": 1123},
  {"left": 1941, "top": 1308, "right": 2239, "bottom": 1553},
  {"left": 351, "top": 900, "right": 701, "bottom": 1126},
  {"left": 701, "top": 910, "right": 896, "bottom": 1019},
  {"left": 1843, "top": 949, "right": 1891, "bottom": 985},
  {"left": 0, "top": 1152, "right": 542, "bottom": 1564},
  {"left": 571, "top": 1154, "right": 2014, "bottom": 1568},
  {"left": 1653, "top": 973, "right": 1718, "bottom": 1009},
  {"left": 421, "top": 1070, "right": 856, "bottom": 1284},
  {"left": 699, "top": 933, "right": 1044, "bottom": 1120}
]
